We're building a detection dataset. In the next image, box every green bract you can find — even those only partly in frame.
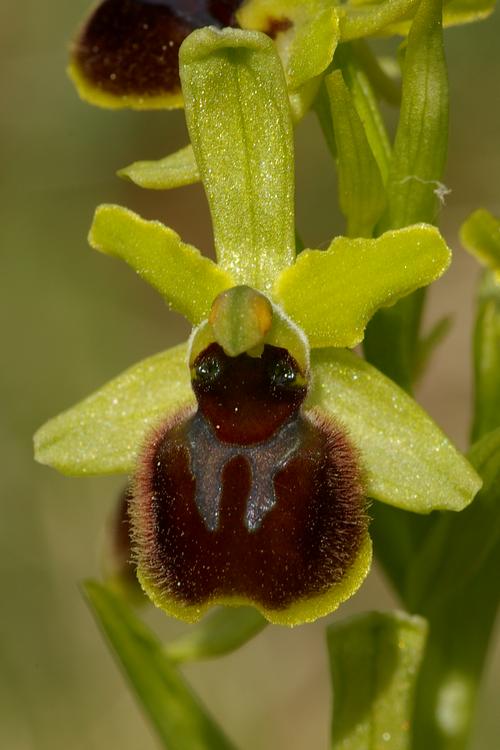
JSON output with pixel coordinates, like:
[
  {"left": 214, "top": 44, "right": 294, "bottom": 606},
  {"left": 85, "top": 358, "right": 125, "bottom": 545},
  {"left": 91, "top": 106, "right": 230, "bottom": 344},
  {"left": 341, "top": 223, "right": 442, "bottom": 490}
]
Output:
[
  {"left": 36, "top": 28, "right": 480, "bottom": 625},
  {"left": 363, "top": 0, "right": 449, "bottom": 392},
  {"left": 325, "top": 69, "right": 386, "bottom": 237},
  {"left": 327, "top": 611, "right": 428, "bottom": 750}
]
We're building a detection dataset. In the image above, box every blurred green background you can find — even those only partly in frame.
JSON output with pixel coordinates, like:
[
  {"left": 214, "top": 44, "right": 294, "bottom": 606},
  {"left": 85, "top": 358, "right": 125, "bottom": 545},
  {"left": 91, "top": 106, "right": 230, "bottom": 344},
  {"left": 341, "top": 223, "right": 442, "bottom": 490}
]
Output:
[{"left": 1, "top": 2, "right": 499, "bottom": 748}]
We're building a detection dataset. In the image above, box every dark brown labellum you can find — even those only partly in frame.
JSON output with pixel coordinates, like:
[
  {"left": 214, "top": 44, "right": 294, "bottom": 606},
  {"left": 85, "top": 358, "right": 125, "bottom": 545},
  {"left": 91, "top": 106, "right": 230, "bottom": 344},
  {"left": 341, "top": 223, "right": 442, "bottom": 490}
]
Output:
[
  {"left": 132, "top": 344, "right": 366, "bottom": 617},
  {"left": 73, "top": 0, "right": 243, "bottom": 99}
]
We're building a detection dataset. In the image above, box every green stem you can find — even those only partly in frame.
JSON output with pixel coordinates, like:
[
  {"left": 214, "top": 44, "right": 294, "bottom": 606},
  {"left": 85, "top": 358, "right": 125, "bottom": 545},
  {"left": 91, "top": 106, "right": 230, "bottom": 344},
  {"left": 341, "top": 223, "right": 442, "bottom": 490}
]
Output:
[{"left": 411, "top": 542, "right": 499, "bottom": 750}]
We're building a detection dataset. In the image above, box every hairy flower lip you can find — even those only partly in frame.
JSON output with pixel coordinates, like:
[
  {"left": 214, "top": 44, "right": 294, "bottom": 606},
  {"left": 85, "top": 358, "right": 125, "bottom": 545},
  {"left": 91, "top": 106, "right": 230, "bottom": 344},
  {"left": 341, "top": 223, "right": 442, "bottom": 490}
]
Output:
[
  {"left": 131, "top": 387, "right": 371, "bottom": 625},
  {"left": 69, "top": 0, "right": 244, "bottom": 109}
]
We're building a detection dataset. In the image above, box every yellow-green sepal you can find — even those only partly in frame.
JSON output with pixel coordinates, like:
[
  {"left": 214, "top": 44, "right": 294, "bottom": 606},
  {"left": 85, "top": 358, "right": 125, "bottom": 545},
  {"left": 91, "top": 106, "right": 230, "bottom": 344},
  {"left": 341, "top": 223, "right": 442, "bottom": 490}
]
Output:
[
  {"left": 118, "top": 145, "right": 200, "bottom": 191},
  {"left": 34, "top": 344, "right": 194, "bottom": 476},
  {"left": 89, "top": 204, "right": 234, "bottom": 324},
  {"left": 273, "top": 225, "right": 451, "bottom": 349},
  {"left": 179, "top": 28, "right": 295, "bottom": 292},
  {"left": 308, "top": 348, "right": 481, "bottom": 512}
]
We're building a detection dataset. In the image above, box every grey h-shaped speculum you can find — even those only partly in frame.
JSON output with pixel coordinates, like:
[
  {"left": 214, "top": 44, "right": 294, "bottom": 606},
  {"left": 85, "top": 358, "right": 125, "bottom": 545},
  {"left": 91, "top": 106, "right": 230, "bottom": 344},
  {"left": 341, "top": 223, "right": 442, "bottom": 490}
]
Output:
[{"left": 187, "top": 412, "right": 301, "bottom": 532}]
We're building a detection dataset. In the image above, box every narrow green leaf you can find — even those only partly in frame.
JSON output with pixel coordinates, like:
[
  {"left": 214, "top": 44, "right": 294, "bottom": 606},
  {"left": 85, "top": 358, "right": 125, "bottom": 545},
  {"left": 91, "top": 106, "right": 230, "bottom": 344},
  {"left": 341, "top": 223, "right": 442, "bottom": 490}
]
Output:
[
  {"left": 285, "top": 5, "right": 339, "bottom": 90},
  {"left": 337, "top": 44, "right": 393, "bottom": 184},
  {"left": 471, "top": 272, "right": 500, "bottom": 441},
  {"left": 338, "top": 0, "right": 421, "bottom": 41},
  {"left": 84, "top": 581, "right": 236, "bottom": 750},
  {"left": 404, "top": 427, "right": 500, "bottom": 611},
  {"left": 34, "top": 344, "right": 194, "bottom": 476},
  {"left": 460, "top": 208, "right": 500, "bottom": 282},
  {"left": 89, "top": 205, "right": 234, "bottom": 324},
  {"left": 274, "top": 225, "right": 450, "bottom": 349},
  {"left": 328, "top": 611, "right": 427, "bottom": 750},
  {"left": 179, "top": 28, "right": 295, "bottom": 292},
  {"left": 383, "top": 0, "right": 449, "bottom": 230},
  {"left": 325, "top": 70, "right": 386, "bottom": 237},
  {"left": 165, "top": 607, "right": 267, "bottom": 664},
  {"left": 118, "top": 145, "right": 200, "bottom": 191},
  {"left": 308, "top": 347, "right": 481, "bottom": 512}
]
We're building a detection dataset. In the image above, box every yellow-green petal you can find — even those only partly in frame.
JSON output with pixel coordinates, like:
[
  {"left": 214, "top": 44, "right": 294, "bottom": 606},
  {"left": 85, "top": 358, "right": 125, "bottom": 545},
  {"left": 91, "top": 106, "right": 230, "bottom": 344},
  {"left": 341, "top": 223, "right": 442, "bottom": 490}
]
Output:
[
  {"left": 34, "top": 344, "right": 194, "bottom": 476},
  {"left": 118, "top": 145, "right": 200, "bottom": 191},
  {"left": 89, "top": 204, "right": 234, "bottom": 324},
  {"left": 328, "top": 611, "right": 427, "bottom": 750},
  {"left": 308, "top": 348, "right": 481, "bottom": 512},
  {"left": 338, "top": 0, "right": 420, "bottom": 41},
  {"left": 339, "top": 0, "right": 496, "bottom": 36},
  {"left": 179, "top": 28, "right": 295, "bottom": 292},
  {"left": 386, "top": 0, "right": 497, "bottom": 33},
  {"left": 237, "top": 0, "right": 339, "bottom": 90},
  {"left": 274, "top": 225, "right": 451, "bottom": 348}
]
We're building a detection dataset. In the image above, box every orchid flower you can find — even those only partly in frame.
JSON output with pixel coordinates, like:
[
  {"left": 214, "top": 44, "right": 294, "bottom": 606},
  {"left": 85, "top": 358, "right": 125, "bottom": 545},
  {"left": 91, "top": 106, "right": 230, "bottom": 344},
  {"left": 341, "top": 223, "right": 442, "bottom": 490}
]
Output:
[{"left": 36, "top": 28, "right": 480, "bottom": 626}]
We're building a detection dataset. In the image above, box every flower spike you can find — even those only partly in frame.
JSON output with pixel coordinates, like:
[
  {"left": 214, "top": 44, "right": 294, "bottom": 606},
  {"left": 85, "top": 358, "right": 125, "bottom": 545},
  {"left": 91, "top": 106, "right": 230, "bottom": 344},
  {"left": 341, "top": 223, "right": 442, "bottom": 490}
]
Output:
[{"left": 37, "top": 27, "right": 481, "bottom": 626}]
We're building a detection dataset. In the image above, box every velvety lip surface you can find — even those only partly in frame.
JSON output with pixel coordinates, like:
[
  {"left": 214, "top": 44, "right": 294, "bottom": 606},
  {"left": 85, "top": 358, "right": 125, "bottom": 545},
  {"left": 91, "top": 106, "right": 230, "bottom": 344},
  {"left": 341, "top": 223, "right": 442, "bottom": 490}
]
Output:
[
  {"left": 132, "top": 344, "right": 366, "bottom": 612},
  {"left": 73, "top": 0, "right": 243, "bottom": 98}
]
